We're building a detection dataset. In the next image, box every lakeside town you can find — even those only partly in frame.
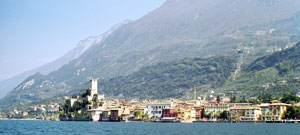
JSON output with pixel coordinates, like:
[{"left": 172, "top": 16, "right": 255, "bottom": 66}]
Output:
[{"left": 2, "top": 79, "right": 300, "bottom": 123}]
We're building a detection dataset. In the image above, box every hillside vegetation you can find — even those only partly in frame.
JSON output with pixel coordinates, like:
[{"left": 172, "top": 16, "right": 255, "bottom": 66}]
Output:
[
  {"left": 0, "top": 56, "right": 237, "bottom": 105},
  {"left": 101, "top": 56, "right": 237, "bottom": 99},
  {"left": 222, "top": 42, "right": 300, "bottom": 97}
]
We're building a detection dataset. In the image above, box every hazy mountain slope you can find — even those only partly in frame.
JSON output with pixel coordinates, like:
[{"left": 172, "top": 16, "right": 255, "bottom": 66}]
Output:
[
  {"left": 74, "top": 0, "right": 300, "bottom": 79},
  {"left": 1, "top": 56, "right": 237, "bottom": 103},
  {"left": 2, "top": 0, "right": 300, "bottom": 104},
  {"left": 0, "top": 21, "right": 129, "bottom": 98},
  {"left": 0, "top": 72, "right": 33, "bottom": 98},
  {"left": 0, "top": 37, "right": 99, "bottom": 99}
]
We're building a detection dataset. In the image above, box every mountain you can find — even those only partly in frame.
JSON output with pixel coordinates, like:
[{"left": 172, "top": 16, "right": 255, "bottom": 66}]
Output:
[
  {"left": 222, "top": 42, "right": 300, "bottom": 97},
  {"left": 61, "top": 0, "right": 300, "bottom": 79},
  {"left": 0, "top": 36, "right": 99, "bottom": 99},
  {"left": 2, "top": 0, "right": 300, "bottom": 104},
  {"left": 101, "top": 56, "right": 237, "bottom": 99},
  {"left": 0, "top": 21, "right": 129, "bottom": 99},
  {"left": 1, "top": 56, "right": 237, "bottom": 104}
]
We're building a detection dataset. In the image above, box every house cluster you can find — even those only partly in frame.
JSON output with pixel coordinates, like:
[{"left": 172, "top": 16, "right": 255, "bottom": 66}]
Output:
[
  {"left": 0, "top": 102, "right": 60, "bottom": 119},
  {"left": 61, "top": 79, "right": 292, "bottom": 122},
  {"left": 145, "top": 99, "right": 291, "bottom": 122}
]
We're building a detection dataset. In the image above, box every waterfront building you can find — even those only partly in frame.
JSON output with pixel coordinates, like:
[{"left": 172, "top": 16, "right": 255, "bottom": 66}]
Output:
[
  {"left": 193, "top": 106, "right": 204, "bottom": 120},
  {"left": 174, "top": 105, "right": 190, "bottom": 121},
  {"left": 145, "top": 102, "right": 173, "bottom": 119},
  {"left": 100, "top": 110, "right": 110, "bottom": 121},
  {"left": 190, "top": 107, "right": 196, "bottom": 121},
  {"left": 88, "top": 109, "right": 102, "bottom": 121},
  {"left": 204, "top": 103, "right": 229, "bottom": 116},
  {"left": 259, "top": 103, "right": 270, "bottom": 120},
  {"left": 268, "top": 100, "right": 290, "bottom": 120},
  {"left": 161, "top": 105, "right": 195, "bottom": 122},
  {"left": 229, "top": 103, "right": 253, "bottom": 108},
  {"left": 110, "top": 109, "right": 120, "bottom": 121},
  {"left": 162, "top": 108, "right": 178, "bottom": 121},
  {"left": 229, "top": 106, "right": 261, "bottom": 121},
  {"left": 110, "top": 107, "right": 130, "bottom": 121}
]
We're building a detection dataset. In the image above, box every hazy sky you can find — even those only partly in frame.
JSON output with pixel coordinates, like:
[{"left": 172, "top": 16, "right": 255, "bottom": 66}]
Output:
[{"left": 0, "top": 0, "right": 166, "bottom": 81}]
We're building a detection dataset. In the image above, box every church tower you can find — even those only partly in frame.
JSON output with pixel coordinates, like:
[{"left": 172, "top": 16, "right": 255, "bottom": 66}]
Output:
[{"left": 91, "top": 79, "right": 98, "bottom": 96}]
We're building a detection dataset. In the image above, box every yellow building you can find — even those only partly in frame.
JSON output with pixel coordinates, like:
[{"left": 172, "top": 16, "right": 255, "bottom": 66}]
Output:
[
  {"left": 174, "top": 105, "right": 190, "bottom": 121},
  {"left": 268, "top": 101, "right": 290, "bottom": 120}
]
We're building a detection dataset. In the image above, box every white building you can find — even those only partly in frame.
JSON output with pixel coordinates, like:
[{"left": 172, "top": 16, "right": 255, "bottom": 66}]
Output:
[
  {"left": 86, "top": 79, "right": 106, "bottom": 121},
  {"left": 145, "top": 103, "right": 173, "bottom": 119},
  {"left": 91, "top": 79, "right": 98, "bottom": 96},
  {"left": 204, "top": 103, "right": 229, "bottom": 115},
  {"left": 88, "top": 109, "right": 103, "bottom": 122},
  {"left": 87, "top": 79, "right": 99, "bottom": 101}
]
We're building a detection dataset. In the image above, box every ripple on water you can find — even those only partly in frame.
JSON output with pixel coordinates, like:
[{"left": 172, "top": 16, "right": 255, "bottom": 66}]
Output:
[{"left": 1, "top": 120, "right": 300, "bottom": 135}]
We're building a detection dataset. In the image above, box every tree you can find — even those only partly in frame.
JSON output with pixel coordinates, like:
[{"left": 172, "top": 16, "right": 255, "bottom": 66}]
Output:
[
  {"left": 281, "top": 93, "right": 300, "bottom": 104},
  {"left": 92, "top": 101, "right": 98, "bottom": 107},
  {"left": 249, "top": 99, "right": 260, "bottom": 104},
  {"left": 86, "top": 89, "right": 91, "bottom": 96},
  {"left": 284, "top": 105, "right": 300, "bottom": 119},
  {"left": 240, "top": 97, "right": 248, "bottom": 103},
  {"left": 258, "top": 93, "right": 272, "bottom": 103},
  {"left": 92, "top": 94, "right": 99, "bottom": 107},
  {"left": 231, "top": 114, "right": 240, "bottom": 120},
  {"left": 134, "top": 110, "right": 142, "bottom": 118},
  {"left": 142, "top": 114, "right": 149, "bottom": 120},
  {"left": 213, "top": 113, "right": 219, "bottom": 119},
  {"left": 219, "top": 110, "right": 230, "bottom": 120},
  {"left": 230, "top": 96, "right": 237, "bottom": 103},
  {"left": 204, "top": 112, "right": 213, "bottom": 119},
  {"left": 217, "top": 96, "right": 221, "bottom": 103}
]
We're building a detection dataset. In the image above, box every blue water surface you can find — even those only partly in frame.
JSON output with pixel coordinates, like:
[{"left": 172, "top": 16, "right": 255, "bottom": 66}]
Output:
[{"left": 0, "top": 120, "right": 299, "bottom": 135}]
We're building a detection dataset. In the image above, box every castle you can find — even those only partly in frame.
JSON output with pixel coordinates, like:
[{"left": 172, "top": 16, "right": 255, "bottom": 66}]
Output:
[{"left": 62, "top": 79, "right": 106, "bottom": 121}]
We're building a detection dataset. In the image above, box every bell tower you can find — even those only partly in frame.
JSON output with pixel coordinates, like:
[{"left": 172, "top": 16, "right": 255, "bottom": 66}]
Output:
[{"left": 91, "top": 79, "right": 98, "bottom": 96}]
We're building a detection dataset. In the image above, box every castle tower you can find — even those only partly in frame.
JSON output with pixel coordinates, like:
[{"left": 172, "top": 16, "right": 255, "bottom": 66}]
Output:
[{"left": 91, "top": 79, "right": 98, "bottom": 96}]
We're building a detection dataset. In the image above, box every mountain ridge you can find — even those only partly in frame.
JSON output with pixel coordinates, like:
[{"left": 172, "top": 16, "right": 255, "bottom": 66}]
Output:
[
  {"left": 2, "top": 0, "right": 300, "bottom": 104},
  {"left": 0, "top": 20, "right": 130, "bottom": 98}
]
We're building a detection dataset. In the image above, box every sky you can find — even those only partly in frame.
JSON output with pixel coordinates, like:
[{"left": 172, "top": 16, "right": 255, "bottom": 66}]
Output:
[{"left": 0, "top": 0, "right": 166, "bottom": 81}]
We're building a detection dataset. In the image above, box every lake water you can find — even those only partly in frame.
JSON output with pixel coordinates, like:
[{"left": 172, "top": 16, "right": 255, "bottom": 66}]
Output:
[{"left": 0, "top": 120, "right": 299, "bottom": 135}]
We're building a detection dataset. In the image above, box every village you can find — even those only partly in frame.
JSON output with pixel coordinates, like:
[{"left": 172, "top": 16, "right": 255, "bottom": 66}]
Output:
[
  {"left": 1, "top": 79, "right": 299, "bottom": 123},
  {"left": 53, "top": 79, "right": 299, "bottom": 123}
]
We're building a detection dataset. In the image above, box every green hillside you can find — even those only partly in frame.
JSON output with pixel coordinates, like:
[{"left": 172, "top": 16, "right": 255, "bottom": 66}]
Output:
[
  {"left": 223, "top": 42, "right": 300, "bottom": 97},
  {"left": 2, "top": 42, "right": 300, "bottom": 106},
  {"left": 0, "top": 56, "right": 237, "bottom": 104},
  {"left": 100, "top": 56, "right": 237, "bottom": 99}
]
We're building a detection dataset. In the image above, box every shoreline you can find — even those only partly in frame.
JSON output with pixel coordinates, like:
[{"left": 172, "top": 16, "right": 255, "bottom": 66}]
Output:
[
  {"left": 0, "top": 118, "right": 41, "bottom": 121},
  {"left": 5, "top": 119, "right": 297, "bottom": 124}
]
